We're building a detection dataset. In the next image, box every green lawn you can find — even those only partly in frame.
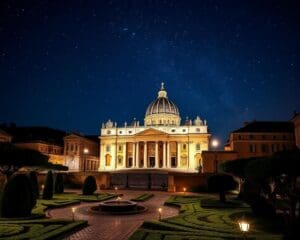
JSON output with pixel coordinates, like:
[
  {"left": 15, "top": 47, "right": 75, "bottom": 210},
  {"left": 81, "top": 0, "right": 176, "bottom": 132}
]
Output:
[
  {"left": 0, "top": 192, "right": 117, "bottom": 239},
  {"left": 129, "top": 195, "right": 284, "bottom": 240},
  {"left": 131, "top": 193, "right": 154, "bottom": 202}
]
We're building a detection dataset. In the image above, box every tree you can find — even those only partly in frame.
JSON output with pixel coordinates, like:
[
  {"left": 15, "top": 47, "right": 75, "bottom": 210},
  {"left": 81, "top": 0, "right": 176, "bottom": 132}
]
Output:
[
  {"left": 82, "top": 176, "right": 97, "bottom": 195},
  {"left": 28, "top": 171, "right": 39, "bottom": 202},
  {"left": 0, "top": 142, "right": 49, "bottom": 179},
  {"left": 0, "top": 142, "right": 68, "bottom": 184},
  {"left": 207, "top": 174, "right": 238, "bottom": 202},
  {"left": 0, "top": 174, "right": 34, "bottom": 218},
  {"left": 54, "top": 173, "right": 64, "bottom": 194},
  {"left": 42, "top": 170, "right": 53, "bottom": 200}
]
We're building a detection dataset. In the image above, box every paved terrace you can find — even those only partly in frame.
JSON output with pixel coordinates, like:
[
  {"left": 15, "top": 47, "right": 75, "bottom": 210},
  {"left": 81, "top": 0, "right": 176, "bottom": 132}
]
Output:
[{"left": 48, "top": 190, "right": 180, "bottom": 240}]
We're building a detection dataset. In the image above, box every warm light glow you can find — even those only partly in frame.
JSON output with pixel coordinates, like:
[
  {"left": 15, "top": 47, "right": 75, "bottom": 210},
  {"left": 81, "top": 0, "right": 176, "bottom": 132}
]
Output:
[
  {"left": 83, "top": 148, "right": 89, "bottom": 154},
  {"left": 158, "top": 207, "right": 162, "bottom": 213},
  {"left": 72, "top": 207, "right": 76, "bottom": 213},
  {"left": 114, "top": 187, "right": 118, "bottom": 191},
  {"left": 183, "top": 187, "right": 186, "bottom": 192},
  {"left": 41, "top": 184, "right": 44, "bottom": 190},
  {"left": 116, "top": 196, "right": 122, "bottom": 201},
  {"left": 211, "top": 139, "right": 219, "bottom": 148},
  {"left": 238, "top": 221, "right": 250, "bottom": 232}
]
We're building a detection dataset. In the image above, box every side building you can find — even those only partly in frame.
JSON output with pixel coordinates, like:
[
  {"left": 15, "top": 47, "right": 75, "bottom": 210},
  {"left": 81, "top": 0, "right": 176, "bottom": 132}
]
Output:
[
  {"left": 64, "top": 133, "right": 99, "bottom": 172},
  {"left": 226, "top": 121, "right": 295, "bottom": 159},
  {"left": 292, "top": 112, "right": 300, "bottom": 149}
]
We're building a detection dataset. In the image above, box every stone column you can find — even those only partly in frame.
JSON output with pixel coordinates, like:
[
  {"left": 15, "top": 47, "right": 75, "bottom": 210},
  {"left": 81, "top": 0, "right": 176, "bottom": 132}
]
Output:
[
  {"left": 163, "top": 141, "right": 166, "bottom": 168},
  {"left": 177, "top": 142, "right": 181, "bottom": 168},
  {"left": 167, "top": 142, "right": 170, "bottom": 168},
  {"left": 122, "top": 143, "right": 126, "bottom": 169},
  {"left": 143, "top": 142, "right": 147, "bottom": 168},
  {"left": 155, "top": 141, "right": 159, "bottom": 168},
  {"left": 132, "top": 142, "right": 136, "bottom": 168},
  {"left": 136, "top": 142, "right": 139, "bottom": 168}
]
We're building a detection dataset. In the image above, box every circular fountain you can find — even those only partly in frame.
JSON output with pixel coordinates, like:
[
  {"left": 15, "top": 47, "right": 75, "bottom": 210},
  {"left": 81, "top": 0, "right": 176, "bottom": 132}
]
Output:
[{"left": 90, "top": 197, "right": 147, "bottom": 215}]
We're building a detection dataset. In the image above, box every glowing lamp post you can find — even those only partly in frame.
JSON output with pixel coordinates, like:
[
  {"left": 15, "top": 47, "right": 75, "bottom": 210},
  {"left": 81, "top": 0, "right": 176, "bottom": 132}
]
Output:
[
  {"left": 183, "top": 187, "right": 187, "bottom": 195},
  {"left": 114, "top": 186, "right": 118, "bottom": 195},
  {"left": 158, "top": 207, "right": 162, "bottom": 220},
  {"left": 211, "top": 139, "right": 219, "bottom": 173},
  {"left": 83, "top": 148, "right": 89, "bottom": 175},
  {"left": 41, "top": 184, "right": 44, "bottom": 194},
  {"left": 238, "top": 220, "right": 250, "bottom": 239},
  {"left": 71, "top": 207, "right": 76, "bottom": 221}
]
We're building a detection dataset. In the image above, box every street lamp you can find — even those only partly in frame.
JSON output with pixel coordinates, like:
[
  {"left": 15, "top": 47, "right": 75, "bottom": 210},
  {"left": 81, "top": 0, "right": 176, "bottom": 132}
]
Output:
[
  {"left": 158, "top": 207, "right": 162, "bottom": 220},
  {"left": 71, "top": 207, "right": 76, "bottom": 221},
  {"left": 183, "top": 187, "right": 187, "bottom": 195},
  {"left": 238, "top": 220, "right": 250, "bottom": 239},
  {"left": 211, "top": 139, "right": 219, "bottom": 173},
  {"left": 83, "top": 148, "right": 89, "bottom": 175}
]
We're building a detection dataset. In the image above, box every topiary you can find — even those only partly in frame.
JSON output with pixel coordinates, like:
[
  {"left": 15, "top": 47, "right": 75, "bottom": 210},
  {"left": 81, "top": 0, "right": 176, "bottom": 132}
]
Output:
[
  {"left": 82, "top": 176, "right": 97, "bottom": 195},
  {"left": 27, "top": 171, "right": 39, "bottom": 207},
  {"left": 54, "top": 173, "right": 64, "bottom": 194},
  {"left": 0, "top": 174, "right": 34, "bottom": 218},
  {"left": 42, "top": 170, "right": 53, "bottom": 200},
  {"left": 207, "top": 174, "right": 238, "bottom": 202}
]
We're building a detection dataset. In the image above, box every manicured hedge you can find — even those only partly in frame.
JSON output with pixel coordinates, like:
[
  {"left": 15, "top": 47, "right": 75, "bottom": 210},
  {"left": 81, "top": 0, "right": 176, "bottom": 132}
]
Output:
[
  {"left": 0, "top": 174, "right": 34, "bottom": 218},
  {"left": 131, "top": 193, "right": 154, "bottom": 202}
]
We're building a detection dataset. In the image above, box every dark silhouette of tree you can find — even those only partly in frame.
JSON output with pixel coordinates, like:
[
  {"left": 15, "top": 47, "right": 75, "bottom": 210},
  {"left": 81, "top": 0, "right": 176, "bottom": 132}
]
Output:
[{"left": 207, "top": 174, "right": 237, "bottom": 202}]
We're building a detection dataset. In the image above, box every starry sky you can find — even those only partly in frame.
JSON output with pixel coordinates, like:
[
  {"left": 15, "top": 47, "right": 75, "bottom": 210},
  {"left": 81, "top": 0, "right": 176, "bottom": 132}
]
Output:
[{"left": 1, "top": 0, "right": 299, "bottom": 145}]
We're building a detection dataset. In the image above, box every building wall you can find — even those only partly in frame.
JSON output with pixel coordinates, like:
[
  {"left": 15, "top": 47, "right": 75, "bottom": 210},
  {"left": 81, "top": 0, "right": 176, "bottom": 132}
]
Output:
[
  {"left": 293, "top": 114, "right": 300, "bottom": 148},
  {"left": 64, "top": 134, "right": 99, "bottom": 172},
  {"left": 228, "top": 132, "right": 295, "bottom": 159},
  {"left": 201, "top": 151, "right": 238, "bottom": 173}
]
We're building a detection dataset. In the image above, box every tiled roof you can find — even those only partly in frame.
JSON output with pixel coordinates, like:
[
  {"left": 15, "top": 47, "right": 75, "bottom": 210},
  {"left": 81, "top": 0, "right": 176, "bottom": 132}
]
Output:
[{"left": 232, "top": 121, "right": 294, "bottom": 133}]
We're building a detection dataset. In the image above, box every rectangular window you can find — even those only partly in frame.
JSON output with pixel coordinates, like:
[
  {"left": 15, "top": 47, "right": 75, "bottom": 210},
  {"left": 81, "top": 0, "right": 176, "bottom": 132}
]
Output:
[
  {"left": 196, "top": 143, "right": 201, "bottom": 151},
  {"left": 261, "top": 144, "right": 269, "bottom": 153},
  {"left": 118, "top": 145, "right": 122, "bottom": 152},
  {"left": 249, "top": 144, "right": 256, "bottom": 153},
  {"left": 106, "top": 145, "right": 110, "bottom": 152}
]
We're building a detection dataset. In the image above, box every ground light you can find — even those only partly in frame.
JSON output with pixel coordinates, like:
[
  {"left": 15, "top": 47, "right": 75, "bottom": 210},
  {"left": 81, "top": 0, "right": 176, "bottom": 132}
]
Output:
[
  {"left": 72, "top": 207, "right": 76, "bottom": 221},
  {"left": 238, "top": 220, "right": 250, "bottom": 239},
  {"left": 158, "top": 208, "right": 162, "bottom": 220},
  {"left": 41, "top": 184, "right": 44, "bottom": 193},
  {"left": 183, "top": 187, "right": 187, "bottom": 195}
]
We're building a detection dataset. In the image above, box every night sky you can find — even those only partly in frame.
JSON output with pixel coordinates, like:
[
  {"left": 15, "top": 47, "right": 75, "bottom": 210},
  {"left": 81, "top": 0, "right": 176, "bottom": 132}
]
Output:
[{"left": 1, "top": 0, "right": 299, "bottom": 145}]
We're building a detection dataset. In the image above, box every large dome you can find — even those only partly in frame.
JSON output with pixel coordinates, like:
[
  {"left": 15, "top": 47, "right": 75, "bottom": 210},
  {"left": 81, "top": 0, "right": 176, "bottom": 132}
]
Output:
[{"left": 144, "top": 83, "right": 181, "bottom": 126}]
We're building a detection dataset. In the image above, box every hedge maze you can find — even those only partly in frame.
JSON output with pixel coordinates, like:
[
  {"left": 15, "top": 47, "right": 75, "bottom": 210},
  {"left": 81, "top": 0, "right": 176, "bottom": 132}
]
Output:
[{"left": 129, "top": 195, "right": 283, "bottom": 240}]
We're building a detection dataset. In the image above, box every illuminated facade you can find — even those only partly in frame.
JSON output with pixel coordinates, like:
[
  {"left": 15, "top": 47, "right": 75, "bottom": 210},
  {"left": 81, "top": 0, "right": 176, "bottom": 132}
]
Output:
[{"left": 99, "top": 83, "right": 210, "bottom": 173}]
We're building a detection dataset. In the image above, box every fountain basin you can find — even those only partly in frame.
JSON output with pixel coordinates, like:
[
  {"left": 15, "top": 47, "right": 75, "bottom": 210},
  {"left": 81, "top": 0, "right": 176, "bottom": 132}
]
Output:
[
  {"left": 90, "top": 200, "right": 148, "bottom": 215},
  {"left": 99, "top": 200, "right": 137, "bottom": 212}
]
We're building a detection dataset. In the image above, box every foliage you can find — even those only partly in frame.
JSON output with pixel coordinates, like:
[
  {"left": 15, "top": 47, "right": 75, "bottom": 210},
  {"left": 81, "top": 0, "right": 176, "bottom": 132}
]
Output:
[
  {"left": 129, "top": 195, "right": 283, "bottom": 240},
  {"left": 0, "top": 174, "right": 34, "bottom": 218},
  {"left": 54, "top": 173, "right": 64, "bottom": 194},
  {"left": 28, "top": 171, "right": 39, "bottom": 202},
  {"left": 0, "top": 143, "right": 68, "bottom": 179},
  {"left": 131, "top": 193, "right": 154, "bottom": 202},
  {"left": 0, "top": 143, "right": 48, "bottom": 178},
  {"left": 42, "top": 171, "right": 53, "bottom": 200},
  {"left": 82, "top": 175, "right": 97, "bottom": 195},
  {"left": 207, "top": 174, "right": 238, "bottom": 202},
  {"left": 0, "top": 219, "right": 87, "bottom": 240}
]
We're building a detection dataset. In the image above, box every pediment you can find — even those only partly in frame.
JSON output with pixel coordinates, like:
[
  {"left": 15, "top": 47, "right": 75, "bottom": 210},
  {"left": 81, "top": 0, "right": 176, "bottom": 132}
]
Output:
[{"left": 135, "top": 128, "right": 168, "bottom": 136}]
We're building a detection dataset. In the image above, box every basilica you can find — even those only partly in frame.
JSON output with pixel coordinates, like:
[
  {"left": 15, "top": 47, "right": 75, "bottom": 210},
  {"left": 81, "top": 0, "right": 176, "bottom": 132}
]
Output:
[{"left": 99, "top": 83, "right": 210, "bottom": 173}]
